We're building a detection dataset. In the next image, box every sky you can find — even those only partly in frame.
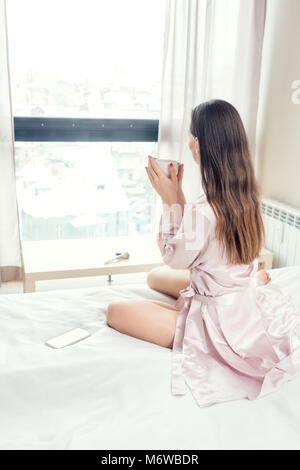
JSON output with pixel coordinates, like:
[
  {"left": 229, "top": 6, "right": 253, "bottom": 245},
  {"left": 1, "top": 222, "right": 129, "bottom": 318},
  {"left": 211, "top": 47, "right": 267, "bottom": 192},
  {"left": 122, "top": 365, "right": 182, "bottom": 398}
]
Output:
[{"left": 6, "top": 0, "right": 166, "bottom": 87}]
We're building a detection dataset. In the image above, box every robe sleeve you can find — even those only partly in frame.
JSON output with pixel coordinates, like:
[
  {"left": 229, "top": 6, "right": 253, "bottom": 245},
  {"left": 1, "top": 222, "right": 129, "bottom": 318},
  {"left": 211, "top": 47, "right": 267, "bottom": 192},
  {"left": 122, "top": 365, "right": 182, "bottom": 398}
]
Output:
[{"left": 156, "top": 202, "right": 212, "bottom": 270}]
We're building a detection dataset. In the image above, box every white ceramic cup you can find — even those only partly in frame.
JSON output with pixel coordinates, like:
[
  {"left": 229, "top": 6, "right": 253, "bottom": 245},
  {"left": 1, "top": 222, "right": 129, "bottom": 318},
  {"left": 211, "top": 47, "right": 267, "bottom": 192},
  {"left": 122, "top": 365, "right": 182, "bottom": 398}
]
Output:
[{"left": 155, "top": 158, "right": 180, "bottom": 177}]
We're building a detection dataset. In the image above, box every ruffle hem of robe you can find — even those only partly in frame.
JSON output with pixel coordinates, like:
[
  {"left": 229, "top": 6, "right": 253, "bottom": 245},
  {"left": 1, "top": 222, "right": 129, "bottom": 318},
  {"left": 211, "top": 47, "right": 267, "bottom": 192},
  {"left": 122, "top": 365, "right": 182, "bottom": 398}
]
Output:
[{"left": 171, "top": 278, "right": 300, "bottom": 407}]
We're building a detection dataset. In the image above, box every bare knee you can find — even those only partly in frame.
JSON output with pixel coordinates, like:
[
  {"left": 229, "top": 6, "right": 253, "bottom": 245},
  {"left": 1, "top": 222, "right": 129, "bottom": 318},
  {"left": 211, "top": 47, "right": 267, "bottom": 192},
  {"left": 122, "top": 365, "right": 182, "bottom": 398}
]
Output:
[
  {"left": 147, "top": 266, "right": 167, "bottom": 290},
  {"left": 146, "top": 268, "right": 157, "bottom": 290},
  {"left": 106, "top": 301, "right": 124, "bottom": 328}
]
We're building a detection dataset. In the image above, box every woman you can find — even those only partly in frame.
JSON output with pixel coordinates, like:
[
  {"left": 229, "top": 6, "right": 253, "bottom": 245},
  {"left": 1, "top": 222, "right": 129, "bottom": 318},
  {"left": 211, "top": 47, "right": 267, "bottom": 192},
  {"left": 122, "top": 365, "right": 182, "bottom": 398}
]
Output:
[{"left": 106, "top": 99, "right": 300, "bottom": 407}]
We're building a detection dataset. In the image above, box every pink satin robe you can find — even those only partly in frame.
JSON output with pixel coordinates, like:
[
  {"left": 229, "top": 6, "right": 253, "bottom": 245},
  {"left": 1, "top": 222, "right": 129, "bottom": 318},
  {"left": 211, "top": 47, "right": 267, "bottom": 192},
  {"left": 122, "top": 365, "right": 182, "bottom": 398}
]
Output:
[{"left": 157, "top": 194, "right": 300, "bottom": 407}]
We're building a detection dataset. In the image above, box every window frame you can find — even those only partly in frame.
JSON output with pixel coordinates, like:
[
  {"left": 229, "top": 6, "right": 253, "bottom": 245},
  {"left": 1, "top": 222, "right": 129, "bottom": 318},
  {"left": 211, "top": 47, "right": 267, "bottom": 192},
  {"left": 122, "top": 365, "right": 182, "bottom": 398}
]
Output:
[{"left": 14, "top": 117, "right": 159, "bottom": 142}]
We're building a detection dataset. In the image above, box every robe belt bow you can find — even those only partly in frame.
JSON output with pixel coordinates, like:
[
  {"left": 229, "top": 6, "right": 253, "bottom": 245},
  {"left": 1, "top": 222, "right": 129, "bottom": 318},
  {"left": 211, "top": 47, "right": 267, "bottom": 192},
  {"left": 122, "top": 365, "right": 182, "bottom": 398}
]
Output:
[
  {"left": 178, "top": 282, "right": 255, "bottom": 307},
  {"left": 177, "top": 279, "right": 280, "bottom": 376}
]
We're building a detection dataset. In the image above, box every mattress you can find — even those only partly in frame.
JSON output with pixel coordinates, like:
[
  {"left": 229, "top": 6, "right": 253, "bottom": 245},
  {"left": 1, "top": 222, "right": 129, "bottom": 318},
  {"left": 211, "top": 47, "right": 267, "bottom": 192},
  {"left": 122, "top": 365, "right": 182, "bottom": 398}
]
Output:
[{"left": 1, "top": 265, "right": 300, "bottom": 450}]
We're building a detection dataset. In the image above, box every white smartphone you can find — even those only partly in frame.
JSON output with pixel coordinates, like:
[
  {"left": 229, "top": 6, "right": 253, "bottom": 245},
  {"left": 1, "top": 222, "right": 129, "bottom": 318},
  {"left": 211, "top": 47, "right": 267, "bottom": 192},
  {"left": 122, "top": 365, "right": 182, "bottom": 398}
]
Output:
[{"left": 45, "top": 328, "right": 91, "bottom": 349}]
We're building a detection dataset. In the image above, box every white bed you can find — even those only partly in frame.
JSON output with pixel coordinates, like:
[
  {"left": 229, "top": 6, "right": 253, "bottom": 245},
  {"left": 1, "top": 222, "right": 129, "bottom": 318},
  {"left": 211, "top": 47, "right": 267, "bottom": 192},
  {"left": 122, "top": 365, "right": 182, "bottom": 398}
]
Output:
[{"left": 1, "top": 265, "right": 300, "bottom": 450}]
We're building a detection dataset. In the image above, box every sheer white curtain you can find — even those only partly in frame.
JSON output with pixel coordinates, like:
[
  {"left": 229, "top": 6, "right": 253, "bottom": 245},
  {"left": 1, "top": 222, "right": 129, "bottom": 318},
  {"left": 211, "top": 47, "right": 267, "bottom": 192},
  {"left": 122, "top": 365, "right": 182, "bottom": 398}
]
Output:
[
  {"left": 0, "top": 0, "right": 23, "bottom": 284},
  {"left": 157, "top": 0, "right": 267, "bottom": 203}
]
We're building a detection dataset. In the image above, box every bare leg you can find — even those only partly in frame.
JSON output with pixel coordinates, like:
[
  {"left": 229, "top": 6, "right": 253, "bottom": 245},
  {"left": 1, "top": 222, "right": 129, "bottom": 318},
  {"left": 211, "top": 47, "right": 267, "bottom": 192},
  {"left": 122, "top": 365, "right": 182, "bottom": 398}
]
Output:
[
  {"left": 148, "top": 265, "right": 271, "bottom": 292},
  {"left": 106, "top": 299, "right": 179, "bottom": 349},
  {"left": 147, "top": 265, "right": 190, "bottom": 298}
]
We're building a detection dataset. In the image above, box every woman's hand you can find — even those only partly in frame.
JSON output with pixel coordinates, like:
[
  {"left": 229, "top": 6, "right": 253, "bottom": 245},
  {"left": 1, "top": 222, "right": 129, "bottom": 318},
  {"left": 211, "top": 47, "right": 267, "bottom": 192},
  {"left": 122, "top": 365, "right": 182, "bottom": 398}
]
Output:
[
  {"left": 145, "top": 156, "right": 183, "bottom": 207},
  {"left": 176, "top": 163, "right": 186, "bottom": 212},
  {"left": 176, "top": 163, "right": 185, "bottom": 195},
  {"left": 177, "top": 161, "right": 184, "bottom": 191}
]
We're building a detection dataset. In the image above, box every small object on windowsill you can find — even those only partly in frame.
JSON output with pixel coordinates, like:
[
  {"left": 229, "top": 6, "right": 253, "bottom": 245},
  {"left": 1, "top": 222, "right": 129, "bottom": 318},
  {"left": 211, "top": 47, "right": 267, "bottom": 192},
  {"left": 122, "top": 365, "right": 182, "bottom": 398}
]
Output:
[{"left": 104, "top": 252, "right": 130, "bottom": 265}]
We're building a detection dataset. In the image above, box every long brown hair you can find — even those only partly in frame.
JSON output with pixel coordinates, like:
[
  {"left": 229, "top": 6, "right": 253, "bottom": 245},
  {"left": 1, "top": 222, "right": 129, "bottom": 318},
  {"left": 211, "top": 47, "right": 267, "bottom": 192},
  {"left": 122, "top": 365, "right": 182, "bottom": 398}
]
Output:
[{"left": 190, "top": 99, "right": 265, "bottom": 265}]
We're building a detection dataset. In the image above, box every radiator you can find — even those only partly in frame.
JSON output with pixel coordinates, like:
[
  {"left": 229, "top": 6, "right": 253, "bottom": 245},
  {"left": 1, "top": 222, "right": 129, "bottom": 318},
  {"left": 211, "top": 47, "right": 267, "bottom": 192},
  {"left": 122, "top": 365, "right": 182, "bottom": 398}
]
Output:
[{"left": 261, "top": 197, "right": 300, "bottom": 268}]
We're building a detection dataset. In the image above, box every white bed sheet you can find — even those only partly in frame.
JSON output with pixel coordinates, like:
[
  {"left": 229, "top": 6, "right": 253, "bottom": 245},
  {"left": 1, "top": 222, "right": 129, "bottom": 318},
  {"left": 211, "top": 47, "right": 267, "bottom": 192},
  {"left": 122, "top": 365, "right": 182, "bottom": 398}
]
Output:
[{"left": 1, "top": 266, "right": 300, "bottom": 450}]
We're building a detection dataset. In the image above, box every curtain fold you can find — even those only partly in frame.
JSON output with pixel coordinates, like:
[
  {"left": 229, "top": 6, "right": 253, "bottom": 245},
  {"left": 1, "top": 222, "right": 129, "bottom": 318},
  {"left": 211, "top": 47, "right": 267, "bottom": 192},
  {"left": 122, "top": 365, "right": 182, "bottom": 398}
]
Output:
[
  {"left": 0, "top": 0, "right": 24, "bottom": 284},
  {"left": 157, "top": 0, "right": 267, "bottom": 203}
]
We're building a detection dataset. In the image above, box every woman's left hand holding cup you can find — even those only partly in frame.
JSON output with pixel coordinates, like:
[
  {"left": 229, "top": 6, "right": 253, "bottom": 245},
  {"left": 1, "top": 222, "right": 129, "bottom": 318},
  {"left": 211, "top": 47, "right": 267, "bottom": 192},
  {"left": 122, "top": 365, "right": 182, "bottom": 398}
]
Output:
[{"left": 145, "top": 156, "right": 179, "bottom": 207}]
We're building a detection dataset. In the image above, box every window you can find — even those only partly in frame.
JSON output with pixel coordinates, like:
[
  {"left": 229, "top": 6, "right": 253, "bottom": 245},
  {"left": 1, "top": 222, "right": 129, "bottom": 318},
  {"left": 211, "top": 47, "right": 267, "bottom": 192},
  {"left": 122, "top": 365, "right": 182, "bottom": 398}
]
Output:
[
  {"left": 14, "top": 140, "right": 157, "bottom": 240},
  {"left": 7, "top": 0, "right": 166, "bottom": 241}
]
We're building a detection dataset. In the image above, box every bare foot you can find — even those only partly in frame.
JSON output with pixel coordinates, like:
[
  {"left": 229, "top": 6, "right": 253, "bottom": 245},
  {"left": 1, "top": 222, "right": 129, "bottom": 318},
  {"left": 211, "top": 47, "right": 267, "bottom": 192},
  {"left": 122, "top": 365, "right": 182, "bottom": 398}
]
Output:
[{"left": 256, "top": 269, "right": 271, "bottom": 285}]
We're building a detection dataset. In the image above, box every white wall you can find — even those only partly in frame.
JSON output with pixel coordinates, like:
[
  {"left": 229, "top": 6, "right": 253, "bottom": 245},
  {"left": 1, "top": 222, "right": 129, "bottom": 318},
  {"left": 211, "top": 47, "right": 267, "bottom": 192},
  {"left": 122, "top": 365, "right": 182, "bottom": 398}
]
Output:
[{"left": 256, "top": 0, "right": 300, "bottom": 208}]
